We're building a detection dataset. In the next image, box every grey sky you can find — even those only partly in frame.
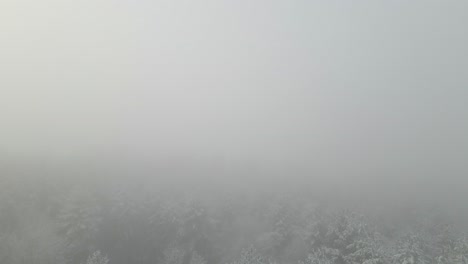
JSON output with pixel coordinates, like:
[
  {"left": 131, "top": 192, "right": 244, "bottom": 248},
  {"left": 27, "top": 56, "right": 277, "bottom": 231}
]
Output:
[{"left": 1, "top": 0, "right": 467, "bottom": 187}]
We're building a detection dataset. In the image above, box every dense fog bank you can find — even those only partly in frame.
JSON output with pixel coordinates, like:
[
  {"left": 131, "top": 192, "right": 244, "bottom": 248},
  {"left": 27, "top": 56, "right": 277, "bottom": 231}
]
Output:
[{"left": 2, "top": 0, "right": 468, "bottom": 263}]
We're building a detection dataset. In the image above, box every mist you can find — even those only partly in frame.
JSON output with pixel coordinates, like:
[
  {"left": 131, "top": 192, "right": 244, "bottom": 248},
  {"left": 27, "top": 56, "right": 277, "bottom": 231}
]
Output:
[{"left": 1, "top": 0, "right": 468, "bottom": 263}]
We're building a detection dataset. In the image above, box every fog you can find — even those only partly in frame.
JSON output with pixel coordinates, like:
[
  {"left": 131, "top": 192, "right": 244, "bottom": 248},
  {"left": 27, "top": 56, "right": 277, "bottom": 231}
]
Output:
[{"left": 1, "top": 0, "right": 468, "bottom": 263}]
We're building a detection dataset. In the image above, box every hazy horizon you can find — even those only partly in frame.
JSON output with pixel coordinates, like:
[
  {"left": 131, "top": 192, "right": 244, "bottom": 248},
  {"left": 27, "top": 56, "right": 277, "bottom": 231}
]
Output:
[{"left": 1, "top": 0, "right": 468, "bottom": 215}]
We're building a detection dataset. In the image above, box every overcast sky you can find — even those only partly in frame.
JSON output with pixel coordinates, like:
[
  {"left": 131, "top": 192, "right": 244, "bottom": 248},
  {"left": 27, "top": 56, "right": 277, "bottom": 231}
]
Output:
[{"left": 1, "top": 1, "right": 467, "bottom": 189}]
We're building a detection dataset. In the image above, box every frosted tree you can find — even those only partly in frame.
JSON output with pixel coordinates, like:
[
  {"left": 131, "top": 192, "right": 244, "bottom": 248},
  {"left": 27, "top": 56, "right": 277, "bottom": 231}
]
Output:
[
  {"left": 231, "top": 246, "right": 267, "bottom": 264},
  {"left": 304, "top": 210, "right": 390, "bottom": 264},
  {"left": 0, "top": 217, "right": 66, "bottom": 264},
  {"left": 435, "top": 235, "right": 468, "bottom": 264},
  {"left": 299, "top": 248, "right": 335, "bottom": 264},
  {"left": 84, "top": 250, "right": 109, "bottom": 264},
  {"left": 58, "top": 187, "right": 102, "bottom": 263},
  {"left": 391, "top": 233, "right": 430, "bottom": 264},
  {"left": 161, "top": 246, "right": 185, "bottom": 264},
  {"left": 343, "top": 240, "right": 388, "bottom": 264},
  {"left": 190, "top": 251, "right": 207, "bottom": 264}
]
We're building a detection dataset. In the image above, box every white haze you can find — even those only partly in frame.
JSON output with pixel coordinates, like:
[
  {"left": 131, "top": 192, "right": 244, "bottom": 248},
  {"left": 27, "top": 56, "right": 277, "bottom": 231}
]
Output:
[{"left": 1, "top": 0, "right": 468, "bottom": 203}]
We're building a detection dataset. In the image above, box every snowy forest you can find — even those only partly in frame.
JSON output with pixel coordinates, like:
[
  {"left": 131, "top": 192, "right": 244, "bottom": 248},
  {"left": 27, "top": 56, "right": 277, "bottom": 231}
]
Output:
[{"left": 1, "top": 164, "right": 468, "bottom": 264}]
